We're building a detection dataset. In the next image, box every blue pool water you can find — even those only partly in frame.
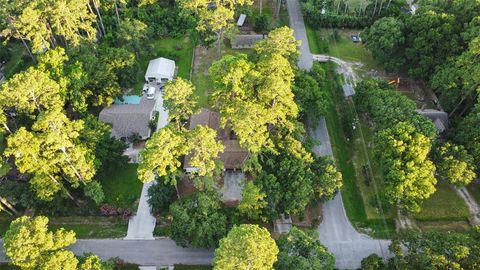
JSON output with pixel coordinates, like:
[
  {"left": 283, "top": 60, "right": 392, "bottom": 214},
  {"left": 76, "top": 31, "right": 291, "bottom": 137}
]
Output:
[{"left": 115, "top": 95, "right": 142, "bottom": 105}]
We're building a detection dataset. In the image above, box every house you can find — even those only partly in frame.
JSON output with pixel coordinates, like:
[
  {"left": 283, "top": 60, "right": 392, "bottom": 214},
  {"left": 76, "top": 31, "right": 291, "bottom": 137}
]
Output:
[
  {"left": 416, "top": 109, "right": 449, "bottom": 133},
  {"left": 99, "top": 95, "right": 155, "bottom": 140},
  {"left": 184, "top": 108, "right": 249, "bottom": 172},
  {"left": 231, "top": 34, "right": 266, "bottom": 49},
  {"left": 144, "top": 57, "right": 175, "bottom": 85}
]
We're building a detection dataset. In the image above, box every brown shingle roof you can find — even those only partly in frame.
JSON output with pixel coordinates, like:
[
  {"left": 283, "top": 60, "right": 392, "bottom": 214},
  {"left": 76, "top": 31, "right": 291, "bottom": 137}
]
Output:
[{"left": 184, "top": 109, "right": 249, "bottom": 170}]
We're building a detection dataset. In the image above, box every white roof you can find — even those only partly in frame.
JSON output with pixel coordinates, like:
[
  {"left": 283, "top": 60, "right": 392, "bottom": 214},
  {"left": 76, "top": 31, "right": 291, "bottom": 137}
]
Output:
[
  {"left": 145, "top": 57, "right": 175, "bottom": 80},
  {"left": 237, "top": 14, "right": 246, "bottom": 26}
]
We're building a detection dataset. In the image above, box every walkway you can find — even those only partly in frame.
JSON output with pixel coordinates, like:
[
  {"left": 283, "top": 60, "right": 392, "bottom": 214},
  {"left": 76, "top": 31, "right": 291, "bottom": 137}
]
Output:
[{"left": 286, "top": 0, "right": 392, "bottom": 268}]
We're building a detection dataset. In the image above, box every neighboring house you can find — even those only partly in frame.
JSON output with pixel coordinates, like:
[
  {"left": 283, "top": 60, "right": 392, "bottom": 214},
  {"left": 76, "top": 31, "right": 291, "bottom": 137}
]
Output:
[
  {"left": 99, "top": 95, "right": 155, "bottom": 140},
  {"left": 144, "top": 57, "right": 175, "bottom": 85},
  {"left": 417, "top": 109, "right": 449, "bottom": 133},
  {"left": 184, "top": 108, "right": 249, "bottom": 172}
]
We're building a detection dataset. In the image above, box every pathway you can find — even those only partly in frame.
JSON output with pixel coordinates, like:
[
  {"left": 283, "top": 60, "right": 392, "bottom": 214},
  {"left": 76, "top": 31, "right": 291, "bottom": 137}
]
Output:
[{"left": 286, "top": 0, "right": 392, "bottom": 268}]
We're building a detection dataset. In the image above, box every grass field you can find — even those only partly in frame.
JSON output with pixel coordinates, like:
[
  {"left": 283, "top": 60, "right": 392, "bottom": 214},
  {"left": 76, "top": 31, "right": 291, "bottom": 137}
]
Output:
[
  {"left": 133, "top": 36, "right": 195, "bottom": 95},
  {"left": 99, "top": 164, "right": 143, "bottom": 209},
  {"left": 414, "top": 182, "right": 470, "bottom": 222},
  {"left": 0, "top": 214, "right": 128, "bottom": 239},
  {"left": 305, "top": 27, "right": 379, "bottom": 70},
  {"left": 322, "top": 62, "right": 395, "bottom": 238}
]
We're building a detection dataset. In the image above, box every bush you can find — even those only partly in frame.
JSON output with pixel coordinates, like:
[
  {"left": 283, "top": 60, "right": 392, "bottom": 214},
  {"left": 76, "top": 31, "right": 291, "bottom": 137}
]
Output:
[
  {"left": 147, "top": 181, "right": 176, "bottom": 214},
  {"left": 254, "top": 13, "right": 272, "bottom": 33}
]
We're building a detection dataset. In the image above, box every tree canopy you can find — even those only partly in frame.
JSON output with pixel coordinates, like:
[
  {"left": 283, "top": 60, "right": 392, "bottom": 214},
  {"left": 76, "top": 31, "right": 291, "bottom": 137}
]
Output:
[{"left": 213, "top": 224, "right": 279, "bottom": 270}]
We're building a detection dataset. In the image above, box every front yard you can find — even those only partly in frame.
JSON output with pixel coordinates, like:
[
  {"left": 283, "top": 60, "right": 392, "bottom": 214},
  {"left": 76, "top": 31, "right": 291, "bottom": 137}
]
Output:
[{"left": 99, "top": 164, "right": 143, "bottom": 209}]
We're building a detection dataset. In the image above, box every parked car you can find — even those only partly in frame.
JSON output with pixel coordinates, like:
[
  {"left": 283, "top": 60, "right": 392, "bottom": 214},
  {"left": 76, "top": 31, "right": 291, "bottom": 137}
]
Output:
[{"left": 147, "top": 86, "right": 156, "bottom": 100}]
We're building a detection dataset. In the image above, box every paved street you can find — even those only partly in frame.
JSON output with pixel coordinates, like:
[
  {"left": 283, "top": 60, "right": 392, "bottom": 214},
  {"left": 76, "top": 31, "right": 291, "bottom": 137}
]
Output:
[
  {"left": 286, "top": 0, "right": 392, "bottom": 268},
  {"left": 0, "top": 239, "right": 214, "bottom": 265}
]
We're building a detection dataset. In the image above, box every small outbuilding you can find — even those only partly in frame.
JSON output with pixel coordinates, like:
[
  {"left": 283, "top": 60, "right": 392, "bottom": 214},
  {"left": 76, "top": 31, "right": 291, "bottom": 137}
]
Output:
[
  {"left": 416, "top": 109, "right": 449, "bottom": 133},
  {"left": 237, "top": 14, "right": 247, "bottom": 27},
  {"left": 144, "top": 57, "right": 175, "bottom": 84}
]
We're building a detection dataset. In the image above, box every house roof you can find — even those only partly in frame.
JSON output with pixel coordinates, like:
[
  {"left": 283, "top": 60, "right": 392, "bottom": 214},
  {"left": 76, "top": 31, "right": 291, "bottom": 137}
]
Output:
[
  {"left": 184, "top": 109, "right": 249, "bottom": 170},
  {"left": 145, "top": 57, "right": 175, "bottom": 79},
  {"left": 232, "top": 34, "right": 265, "bottom": 49},
  {"left": 416, "top": 109, "right": 449, "bottom": 133},
  {"left": 99, "top": 96, "right": 155, "bottom": 139}
]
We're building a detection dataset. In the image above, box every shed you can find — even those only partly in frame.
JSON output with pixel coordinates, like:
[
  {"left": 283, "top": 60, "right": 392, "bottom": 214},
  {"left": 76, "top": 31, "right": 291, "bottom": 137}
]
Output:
[
  {"left": 231, "top": 34, "right": 265, "bottom": 49},
  {"left": 237, "top": 14, "right": 247, "bottom": 27},
  {"left": 416, "top": 109, "right": 449, "bottom": 133},
  {"left": 144, "top": 57, "right": 175, "bottom": 84}
]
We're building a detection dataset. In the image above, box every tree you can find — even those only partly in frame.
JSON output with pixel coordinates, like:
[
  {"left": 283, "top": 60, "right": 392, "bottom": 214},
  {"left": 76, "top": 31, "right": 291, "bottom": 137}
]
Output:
[
  {"left": 434, "top": 143, "right": 476, "bottom": 187},
  {"left": 362, "top": 17, "right": 405, "bottom": 72},
  {"left": 170, "top": 191, "right": 228, "bottom": 248},
  {"left": 253, "top": 26, "right": 299, "bottom": 63},
  {"left": 147, "top": 180, "right": 176, "bottom": 214},
  {"left": 404, "top": 9, "right": 461, "bottom": 79},
  {"left": 213, "top": 224, "right": 279, "bottom": 270},
  {"left": 83, "top": 181, "right": 105, "bottom": 205},
  {"left": 138, "top": 125, "right": 189, "bottom": 184},
  {"left": 4, "top": 110, "right": 96, "bottom": 200},
  {"left": 375, "top": 122, "right": 436, "bottom": 212},
  {"left": 178, "top": 0, "right": 253, "bottom": 45},
  {"left": 386, "top": 229, "right": 480, "bottom": 269},
  {"left": 455, "top": 101, "right": 480, "bottom": 172},
  {"left": 115, "top": 18, "right": 148, "bottom": 55},
  {"left": 3, "top": 216, "right": 77, "bottom": 270},
  {"left": 360, "top": 254, "right": 385, "bottom": 270},
  {"left": 275, "top": 227, "right": 335, "bottom": 270},
  {"left": 293, "top": 68, "right": 331, "bottom": 121},
  {"left": 237, "top": 181, "right": 267, "bottom": 222},
  {"left": 163, "top": 78, "right": 198, "bottom": 127},
  {"left": 0, "top": 67, "right": 63, "bottom": 116},
  {"left": 310, "top": 156, "right": 342, "bottom": 200},
  {"left": 187, "top": 125, "right": 225, "bottom": 176}
]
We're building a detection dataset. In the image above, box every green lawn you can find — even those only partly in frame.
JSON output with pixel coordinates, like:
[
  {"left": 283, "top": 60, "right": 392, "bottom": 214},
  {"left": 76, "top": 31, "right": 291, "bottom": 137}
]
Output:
[
  {"left": 0, "top": 214, "right": 128, "bottom": 239},
  {"left": 191, "top": 73, "right": 211, "bottom": 108},
  {"left": 133, "top": 36, "right": 195, "bottom": 95},
  {"left": 99, "top": 164, "right": 143, "bottom": 209},
  {"left": 322, "top": 62, "right": 395, "bottom": 238},
  {"left": 414, "top": 182, "right": 470, "bottom": 222},
  {"left": 305, "top": 27, "right": 379, "bottom": 70}
]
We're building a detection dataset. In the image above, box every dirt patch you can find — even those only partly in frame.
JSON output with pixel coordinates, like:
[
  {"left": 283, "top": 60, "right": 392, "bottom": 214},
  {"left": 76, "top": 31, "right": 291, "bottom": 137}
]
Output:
[{"left": 291, "top": 203, "right": 323, "bottom": 228}]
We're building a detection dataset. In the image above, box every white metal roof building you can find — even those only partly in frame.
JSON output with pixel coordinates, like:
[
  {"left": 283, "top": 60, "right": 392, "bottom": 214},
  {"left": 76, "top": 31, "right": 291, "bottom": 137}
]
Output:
[{"left": 144, "top": 57, "right": 175, "bottom": 84}]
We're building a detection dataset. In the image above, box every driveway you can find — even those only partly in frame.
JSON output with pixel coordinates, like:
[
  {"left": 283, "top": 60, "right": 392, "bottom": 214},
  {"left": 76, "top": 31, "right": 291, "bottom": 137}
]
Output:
[{"left": 286, "top": 0, "right": 392, "bottom": 268}]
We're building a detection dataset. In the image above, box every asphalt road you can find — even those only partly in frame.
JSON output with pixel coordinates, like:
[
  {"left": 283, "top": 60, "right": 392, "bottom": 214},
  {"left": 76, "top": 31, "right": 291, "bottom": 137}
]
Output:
[
  {"left": 0, "top": 239, "right": 214, "bottom": 266},
  {"left": 286, "top": 0, "right": 392, "bottom": 269}
]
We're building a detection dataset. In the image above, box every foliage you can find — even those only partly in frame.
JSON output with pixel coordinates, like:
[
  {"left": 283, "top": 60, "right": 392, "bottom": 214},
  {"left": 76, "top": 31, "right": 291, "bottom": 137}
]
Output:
[
  {"left": 213, "top": 224, "right": 278, "bottom": 270},
  {"left": 362, "top": 17, "right": 405, "bottom": 72},
  {"left": 293, "top": 67, "right": 331, "bottom": 121},
  {"left": 455, "top": 101, "right": 480, "bottom": 173},
  {"left": 254, "top": 13, "right": 271, "bottom": 33},
  {"left": 275, "top": 227, "right": 335, "bottom": 270},
  {"left": 147, "top": 180, "right": 176, "bottom": 214},
  {"left": 386, "top": 229, "right": 480, "bottom": 269},
  {"left": 164, "top": 78, "right": 198, "bottom": 127},
  {"left": 237, "top": 181, "right": 267, "bottom": 222},
  {"left": 361, "top": 254, "right": 385, "bottom": 270},
  {"left": 83, "top": 181, "right": 105, "bottom": 205},
  {"left": 256, "top": 152, "right": 341, "bottom": 218},
  {"left": 3, "top": 216, "right": 78, "bottom": 270},
  {"left": 375, "top": 122, "right": 436, "bottom": 213},
  {"left": 187, "top": 125, "right": 225, "bottom": 176},
  {"left": 169, "top": 191, "right": 228, "bottom": 248},
  {"left": 354, "top": 79, "right": 438, "bottom": 139},
  {"left": 434, "top": 143, "right": 476, "bottom": 187},
  {"left": 4, "top": 110, "right": 96, "bottom": 200},
  {"left": 0, "top": 0, "right": 96, "bottom": 53}
]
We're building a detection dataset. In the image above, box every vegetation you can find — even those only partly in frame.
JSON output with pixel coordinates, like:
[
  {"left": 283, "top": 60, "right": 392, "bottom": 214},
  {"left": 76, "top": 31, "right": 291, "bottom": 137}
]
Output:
[
  {"left": 276, "top": 227, "right": 335, "bottom": 270},
  {"left": 213, "top": 224, "right": 278, "bottom": 270}
]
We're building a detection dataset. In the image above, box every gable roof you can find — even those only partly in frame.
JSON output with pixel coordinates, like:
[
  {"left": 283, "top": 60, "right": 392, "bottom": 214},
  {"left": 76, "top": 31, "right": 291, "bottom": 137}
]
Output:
[
  {"left": 184, "top": 109, "right": 249, "bottom": 170},
  {"left": 145, "top": 57, "right": 175, "bottom": 79},
  {"left": 99, "top": 97, "right": 155, "bottom": 139}
]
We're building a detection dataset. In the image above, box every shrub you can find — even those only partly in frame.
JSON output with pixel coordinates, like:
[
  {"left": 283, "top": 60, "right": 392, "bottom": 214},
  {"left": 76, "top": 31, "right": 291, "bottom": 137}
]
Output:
[{"left": 147, "top": 181, "right": 176, "bottom": 214}]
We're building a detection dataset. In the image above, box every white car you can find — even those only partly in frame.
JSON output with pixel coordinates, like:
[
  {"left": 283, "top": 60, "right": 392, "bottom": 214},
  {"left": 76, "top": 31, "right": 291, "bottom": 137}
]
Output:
[
  {"left": 147, "top": 86, "right": 156, "bottom": 100},
  {"left": 142, "top": 83, "right": 149, "bottom": 93}
]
